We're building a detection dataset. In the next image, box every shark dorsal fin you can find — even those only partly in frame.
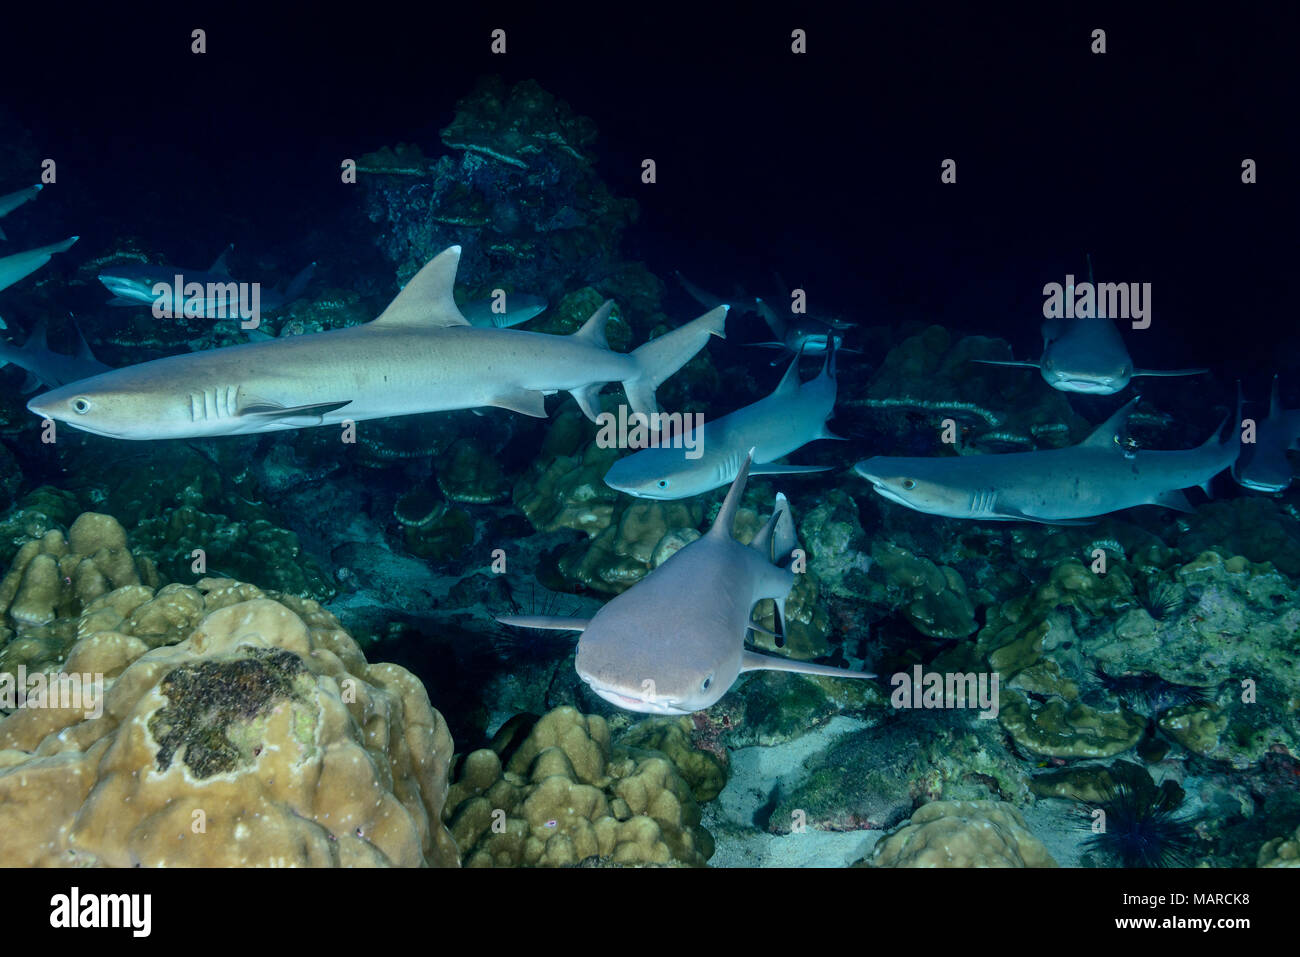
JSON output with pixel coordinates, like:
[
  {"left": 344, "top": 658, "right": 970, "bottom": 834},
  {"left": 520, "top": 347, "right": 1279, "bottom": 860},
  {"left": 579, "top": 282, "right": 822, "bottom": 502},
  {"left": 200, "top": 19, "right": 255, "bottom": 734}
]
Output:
[
  {"left": 23, "top": 318, "right": 48, "bottom": 351},
  {"left": 709, "top": 448, "right": 755, "bottom": 540},
  {"left": 372, "top": 246, "right": 470, "bottom": 329},
  {"left": 71, "top": 318, "right": 98, "bottom": 361},
  {"left": 209, "top": 244, "right": 234, "bottom": 276},
  {"left": 572, "top": 300, "right": 614, "bottom": 349},
  {"left": 1080, "top": 395, "right": 1142, "bottom": 448},
  {"left": 772, "top": 350, "right": 803, "bottom": 396}
]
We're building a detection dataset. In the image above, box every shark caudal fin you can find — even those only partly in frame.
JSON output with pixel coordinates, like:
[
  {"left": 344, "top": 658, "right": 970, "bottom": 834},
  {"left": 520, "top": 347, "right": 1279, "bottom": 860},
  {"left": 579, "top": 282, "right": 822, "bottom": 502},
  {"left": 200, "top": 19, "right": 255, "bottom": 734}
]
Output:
[{"left": 622, "top": 305, "right": 726, "bottom": 415}]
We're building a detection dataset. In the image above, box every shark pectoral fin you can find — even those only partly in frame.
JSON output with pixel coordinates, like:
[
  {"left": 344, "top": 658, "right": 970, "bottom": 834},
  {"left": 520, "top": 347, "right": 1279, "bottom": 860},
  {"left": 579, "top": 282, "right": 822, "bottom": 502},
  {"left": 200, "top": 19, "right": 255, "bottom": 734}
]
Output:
[
  {"left": 746, "top": 341, "right": 788, "bottom": 350},
  {"left": 992, "top": 505, "right": 1097, "bottom": 526},
  {"left": 740, "top": 650, "right": 874, "bottom": 679},
  {"left": 1151, "top": 488, "right": 1196, "bottom": 513},
  {"left": 749, "top": 463, "right": 834, "bottom": 476},
  {"left": 971, "top": 359, "right": 1041, "bottom": 370},
  {"left": 19, "top": 371, "right": 42, "bottom": 394},
  {"left": 490, "top": 388, "right": 548, "bottom": 418},
  {"left": 569, "top": 383, "right": 604, "bottom": 421},
  {"left": 495, "top": 614, "right": 590, "bottom": 632},
  {"left": 1132, "top": 367, "right": 1209, "bottom": 378},
  {"left": 239, "top": 399, "right": 352, "bottom": 422},
  {"left": 818, "top": 424, "right": 848, "bottom": 441}
]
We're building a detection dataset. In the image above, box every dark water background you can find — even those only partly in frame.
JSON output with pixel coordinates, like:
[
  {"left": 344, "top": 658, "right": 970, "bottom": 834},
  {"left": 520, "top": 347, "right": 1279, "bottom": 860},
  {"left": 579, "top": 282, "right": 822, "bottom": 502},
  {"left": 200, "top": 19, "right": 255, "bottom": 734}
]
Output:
[{"left": 1, "top": 5, "right": 1292, "bottom": 386}]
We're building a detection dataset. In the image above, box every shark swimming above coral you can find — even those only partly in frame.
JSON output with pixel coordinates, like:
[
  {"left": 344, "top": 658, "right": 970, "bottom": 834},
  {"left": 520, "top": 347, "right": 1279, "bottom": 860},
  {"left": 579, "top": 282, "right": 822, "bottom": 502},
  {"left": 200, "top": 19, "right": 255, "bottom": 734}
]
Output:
[
  {"left": 603, "top": 342, "right": 842, "bottom": 500},
  {"left": 0, "top": 317, "right": 111, "bottom": 392},
  {"left": 854, "top": 395, "right": 1239, "bottom": 523},
  {"left": 0, "top": 184, "right": 42, "bottom": 241},
  {"left": 974, "top": 257, "right": 1205, "bottom": 394},
  {"left": 28, "top": 245, "right": 727, "bottom": 439},
  {"left": 1233, "top": 376, "right": 1300, "bottom": 493},
  {"left": 96, "top": 245, "right": 315, "bottom": 319},
  {"left": 0, "top": 235, "right": 78, "bottom": 293},
  {"left": 499, "top": 451, "right": 873, "bottom": 714}
]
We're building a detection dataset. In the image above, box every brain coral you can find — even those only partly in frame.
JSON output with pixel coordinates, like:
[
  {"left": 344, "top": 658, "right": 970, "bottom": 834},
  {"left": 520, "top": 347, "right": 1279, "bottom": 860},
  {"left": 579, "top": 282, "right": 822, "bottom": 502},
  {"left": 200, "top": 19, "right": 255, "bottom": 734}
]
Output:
[{"left": 0, "top": 585, "right": 459, "bottom": 867}]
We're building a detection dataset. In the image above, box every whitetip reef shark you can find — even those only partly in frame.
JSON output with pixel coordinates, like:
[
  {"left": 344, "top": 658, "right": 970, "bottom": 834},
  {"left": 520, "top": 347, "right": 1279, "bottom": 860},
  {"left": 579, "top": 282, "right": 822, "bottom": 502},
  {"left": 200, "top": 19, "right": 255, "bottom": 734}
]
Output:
[
  {"left": 0, "top": 317, "right": 111, "bottom": 392},
  {"left": 97, "top": 245, "right": 316, "bottom": 318},
  {"left": 0, "top": 235, "right": 78, "bottom": 294},
  {"left": 1233, "top": 376, "right": 1300, "bottom": 493},
  {"left": 974, "top": 259, "right": 1205, "bottom": 394},
  {"left": 676, "top": 269, "right": 854, "bottom": 363},
  {"left": 855, "top": 395, "right": 1239, "bottom": 523},
  {"left": 604, "top": 342, "right": 842, "bottom": 499},
  {"left": 460, "top": 292, "right": 547, "bottom": 328},
  {"left": 28, "top": 245, "right": 726, "bottom": 439},
  {"left": 0, "top": 184, "right": 42, "bottom": 240},
  {"left": 499, "top": 452, "right": 873, "bottom": 714}
]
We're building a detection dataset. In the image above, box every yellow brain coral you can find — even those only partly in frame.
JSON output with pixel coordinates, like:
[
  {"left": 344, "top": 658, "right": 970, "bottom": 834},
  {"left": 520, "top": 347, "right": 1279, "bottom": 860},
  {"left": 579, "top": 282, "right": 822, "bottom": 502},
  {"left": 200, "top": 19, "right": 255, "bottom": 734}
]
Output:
[
  {"left": 869, "top": 800, "right": 1057, "bottom": 868},
  {"left": 0, "top": 585, "right": 459, "bottom": 867}
]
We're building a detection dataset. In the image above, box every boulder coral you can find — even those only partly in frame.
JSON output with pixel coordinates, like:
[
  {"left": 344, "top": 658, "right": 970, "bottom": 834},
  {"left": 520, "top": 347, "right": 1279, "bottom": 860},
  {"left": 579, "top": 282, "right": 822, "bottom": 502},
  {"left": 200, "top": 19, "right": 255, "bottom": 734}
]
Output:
[
  {"left": 868, "top": 800, "right": 1057, "bottom": 867},
  {"left": 444, "top": 706, "right": 718, "bottom": 866},
  {"left": 0, "top": 583, "right": 459, "bottom": 867}
]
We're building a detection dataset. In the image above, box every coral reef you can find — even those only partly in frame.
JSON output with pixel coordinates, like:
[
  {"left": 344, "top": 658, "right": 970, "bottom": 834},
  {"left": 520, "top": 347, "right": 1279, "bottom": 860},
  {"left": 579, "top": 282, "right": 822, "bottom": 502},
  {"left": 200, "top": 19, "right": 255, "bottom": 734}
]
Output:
[
  {"left": 866, "top": 800, "right": 1057, "bottom": 867},
  {"left": 443, "top": 706, "right": 718, "bottom": 866},
  {"left": 0, "top": 586, "right": 458, "bottom": 866}
]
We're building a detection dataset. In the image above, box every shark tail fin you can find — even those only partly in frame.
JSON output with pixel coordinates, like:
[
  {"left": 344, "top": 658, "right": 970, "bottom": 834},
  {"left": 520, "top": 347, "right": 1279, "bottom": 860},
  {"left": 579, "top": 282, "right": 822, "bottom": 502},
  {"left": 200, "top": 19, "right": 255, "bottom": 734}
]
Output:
[
  {"left": 622, "top": 305, "right": 726, "bottom": 415},
  {"left": 754, "top": 297, "right": 786, "bottom": 339},
  {"left": 1209, "top": 382, "right": 1244, "bottom": 456}
]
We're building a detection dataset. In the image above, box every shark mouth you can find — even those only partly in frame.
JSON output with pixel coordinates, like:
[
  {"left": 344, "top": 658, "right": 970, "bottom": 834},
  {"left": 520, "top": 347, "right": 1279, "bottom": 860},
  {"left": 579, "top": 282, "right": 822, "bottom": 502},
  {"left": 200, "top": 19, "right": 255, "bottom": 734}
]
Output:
[
  {"left": 1049, "top": 376, "right": 1123, "bottom": 395},
  {"left": 581, "top": 677, "right": 690, "bottom": 715}
]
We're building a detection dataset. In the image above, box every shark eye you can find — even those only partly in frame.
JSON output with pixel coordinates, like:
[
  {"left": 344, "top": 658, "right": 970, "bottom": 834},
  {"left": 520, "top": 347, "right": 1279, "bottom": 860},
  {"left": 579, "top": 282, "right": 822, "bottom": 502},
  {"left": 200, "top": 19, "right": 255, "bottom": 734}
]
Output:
[
  {"left": 657, "top": 480, "right": 669, "bottom": 489},
  {"left": 701, "top": 674, "right": 713, "bottom": 692},
  {"left": 901, "top": 479, "right": 917, "bottom": 491},
  {"left": 72, "top": 398, "right": 92, "bottom": 415}
]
